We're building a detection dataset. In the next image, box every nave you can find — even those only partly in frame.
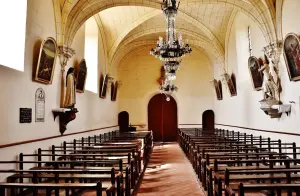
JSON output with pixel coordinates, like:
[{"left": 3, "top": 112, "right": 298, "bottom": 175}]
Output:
[
  {"left": 1, "top": 126, "right": 300, "bottom": 195},
  {"left": 137, "top": 143, "right": 204, "bottom": 196}
]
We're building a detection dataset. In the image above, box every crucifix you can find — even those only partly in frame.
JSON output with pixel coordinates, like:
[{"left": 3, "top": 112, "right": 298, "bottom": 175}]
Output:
[{"left": 248, "top": 26, "right": 253, "bottom": 57}]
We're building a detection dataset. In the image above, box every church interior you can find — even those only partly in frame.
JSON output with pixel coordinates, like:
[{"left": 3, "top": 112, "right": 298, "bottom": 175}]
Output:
[{"left": 1, "top": 0, "right": 300, "bottom": 195}]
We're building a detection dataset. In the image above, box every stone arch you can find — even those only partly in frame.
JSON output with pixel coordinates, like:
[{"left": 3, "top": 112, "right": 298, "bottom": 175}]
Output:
[
  {"left": 106, "top": 10, "right": 224, "bottom": 66},
  {"left": 112, "top": 34, "right": 222, "bottom": 74},
  {"left": 114, "top": 28, "right": 224, "bottom": 66},
  {"left": 62, "top": 0, "right": 276, "bottom": 46},
  {"left": 113, "top": 41, "right": 214, "bottom": 80}
]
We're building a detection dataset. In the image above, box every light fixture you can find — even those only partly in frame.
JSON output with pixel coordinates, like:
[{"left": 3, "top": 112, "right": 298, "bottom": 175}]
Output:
[
  {"left": 159, "top": 78, "right": 178, "bottom": 100},
  {"left": 150, "top": 0, "right": 192, "bottom": 83}
]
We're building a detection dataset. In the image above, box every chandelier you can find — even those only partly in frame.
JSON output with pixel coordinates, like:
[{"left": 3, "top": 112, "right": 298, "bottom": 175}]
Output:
[
  {"left": 150, "top": 0, "right": 192, "bottom": 82},
  {"left": 159, "top": 79, "right": 178, "bottom": 101}
]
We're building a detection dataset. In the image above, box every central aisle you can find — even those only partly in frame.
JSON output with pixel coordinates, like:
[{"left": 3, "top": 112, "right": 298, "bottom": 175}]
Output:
[{"left": 137, "top": 143, "right": 205, "bottom": 196}]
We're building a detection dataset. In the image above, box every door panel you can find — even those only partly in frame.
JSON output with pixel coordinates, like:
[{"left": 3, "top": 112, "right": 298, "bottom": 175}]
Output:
[
  {"left": 118, "top": 111, "right": 129, "bottom": 132},
  {"left": 148, "top": 94, "right": 178, "bottom": 142},
  {"left": 202, "top": 110, "right": 215, "bottom": 131}
]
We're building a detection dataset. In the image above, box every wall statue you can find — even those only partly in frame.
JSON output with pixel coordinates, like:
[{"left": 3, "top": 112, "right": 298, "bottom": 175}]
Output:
[
  {"left": 259, "top": 55, "right": 281, "bottom": 103},
  {"left": 64, "top": 67, "right": 76, "bottom": 108},
  {"left": 258, "top": 55, "right": 291, "bottom": 118}
]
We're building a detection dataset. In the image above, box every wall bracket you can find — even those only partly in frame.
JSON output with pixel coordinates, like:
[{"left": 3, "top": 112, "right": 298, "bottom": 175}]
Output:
[{"left": 52, "top": 108, "right": 78, "bottom": 135}]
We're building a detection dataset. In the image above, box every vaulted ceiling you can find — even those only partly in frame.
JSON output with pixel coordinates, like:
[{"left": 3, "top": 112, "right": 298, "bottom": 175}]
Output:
[{"left": 55, "top": 0, "right": 277, "bottom": 71}]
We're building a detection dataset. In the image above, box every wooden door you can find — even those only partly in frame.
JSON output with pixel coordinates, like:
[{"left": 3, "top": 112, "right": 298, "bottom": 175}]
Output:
[
  {"left": 202, "top": 110, "right": 215, "bottom": 131},
  {"left": 148, "top": 94, "right": 178, "bottom": 142},
  {"left": 118, "top": 111, "right": 129, "bottom": 132}
]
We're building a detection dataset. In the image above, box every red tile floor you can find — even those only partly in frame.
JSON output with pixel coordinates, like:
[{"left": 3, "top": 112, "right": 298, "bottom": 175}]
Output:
[{"left": 137, "top": 143, "right": 205, "bottom": 196}]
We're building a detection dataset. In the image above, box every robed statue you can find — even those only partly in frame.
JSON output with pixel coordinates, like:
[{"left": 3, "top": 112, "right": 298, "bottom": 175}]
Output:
[
  {"left": 258, "top": 55, "right": 281, "bottom": 102},
  {"left": 64, "top": 67, "right": 76, "bottom": 108}
]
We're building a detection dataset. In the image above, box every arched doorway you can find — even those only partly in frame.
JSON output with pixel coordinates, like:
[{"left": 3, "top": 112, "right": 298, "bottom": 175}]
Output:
[
  {"left": 148, "top": 94, "right": 178, "bottom": 142},
  {"left": 202, "top": 110, "right": 215, "bottom": 131},
  {"left": 118, "top": 111, "right": 129, "bottom": 132}
]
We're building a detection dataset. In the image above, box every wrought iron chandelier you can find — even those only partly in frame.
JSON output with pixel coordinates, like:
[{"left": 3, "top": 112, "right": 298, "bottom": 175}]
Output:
[{"left": 150, "top": 0, "right": 192, "bottom": 82}]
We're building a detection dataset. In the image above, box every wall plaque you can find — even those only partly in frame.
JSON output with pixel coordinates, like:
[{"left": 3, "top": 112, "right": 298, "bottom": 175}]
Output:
[
  {"left": 35, "top": 88, "right": 45, "bottom": 122},
  {"left": 20, "top": 108, "right": 32, "bottom": 123}
]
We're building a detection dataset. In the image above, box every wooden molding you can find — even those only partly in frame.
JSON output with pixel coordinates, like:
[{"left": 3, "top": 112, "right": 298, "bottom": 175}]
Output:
[
  {"left": 0, "top": 125, "right": 118, "bottom": 149},
  {"left": 216, "top": 123, "right": 300, "bottom": 137}
]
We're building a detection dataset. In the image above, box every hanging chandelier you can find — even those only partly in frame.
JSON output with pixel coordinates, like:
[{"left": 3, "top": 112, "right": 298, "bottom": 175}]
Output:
[
  {"left": 159, "top": 79, "right": 178, "bottom": 101},
  {"left": 150, "top": 0, "right": 192, "bottom": 81}
]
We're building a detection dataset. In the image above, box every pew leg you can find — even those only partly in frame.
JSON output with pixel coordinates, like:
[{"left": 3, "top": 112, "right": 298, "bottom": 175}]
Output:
[
  {"left": 55, "top": 188, "right": 59, "bottom": 196},
  {"left": 46, "top": 189, "right": 52, "bottom": 196},
  {"left": 0, "top": 187, "right": 5, "bottom": 196}
]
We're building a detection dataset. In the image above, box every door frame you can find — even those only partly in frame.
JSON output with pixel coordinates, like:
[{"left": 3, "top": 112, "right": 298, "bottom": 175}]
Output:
[{"left": 147, "top": 93, "right": 178, "bottom": 141}]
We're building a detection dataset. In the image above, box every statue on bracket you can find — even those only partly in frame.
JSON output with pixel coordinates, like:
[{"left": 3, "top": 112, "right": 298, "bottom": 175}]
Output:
[
  {"left": 52, "top": 46, "right": 78, "bottom": 135},
  {"left": 64, "top": 67, "right": 76, "bottom": 108},
  {"left": 259, "top": 55, "right": 281, "bottom": 102},
  {"left": 258, "top": 53, "right": 290, "bottom": 118}
]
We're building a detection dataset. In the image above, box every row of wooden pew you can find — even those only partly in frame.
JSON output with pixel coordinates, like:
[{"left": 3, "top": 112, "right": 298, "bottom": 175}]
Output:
[
  {"left": 0, "top": 130, "right": 153, "bottom": 196},
  {"left": 178, "top": 128, "right": 300, "bottom": 196}
]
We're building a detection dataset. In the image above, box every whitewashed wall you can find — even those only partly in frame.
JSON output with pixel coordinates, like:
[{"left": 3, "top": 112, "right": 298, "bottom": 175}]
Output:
[
  {"left": 214, "top": 0, "right": 300, "bottom": 146},
  {"left": 118, "top": 47, "right": 214, "bottom": 129},
  {"left": 0, "top": 0, "right": 118, "bottom": 178}
]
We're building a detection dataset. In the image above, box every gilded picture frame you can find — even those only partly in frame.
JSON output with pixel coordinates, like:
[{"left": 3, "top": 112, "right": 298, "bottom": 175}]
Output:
[
  {"left": 213, "top": 79, "right": 222, "bottom": 100},
  {"left": 283, "top": 33, "right": 300, "bottom": 81},
  {"left": 100, "top": 74, "right": 108, "bottom": 98},
  {"left": 111, "top": 81, "right": 118, "bottom": 101},
  {"left": 248, "top": 56, "right": 263, "bottom": 90},
  {"left": 34, "top": 37, "right": 57, "bottom": 84},
  {"left": 223, "top": 73, "right": 237, "bottom": 96},
  {"left": 75, "top": 59, "right": 87, "bottom": 93}
]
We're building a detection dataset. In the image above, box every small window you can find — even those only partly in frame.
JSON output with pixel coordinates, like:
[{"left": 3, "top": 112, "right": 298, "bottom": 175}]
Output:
[
  {"left": 0, "top": 1, "right": 27, "bottom": 71},
  {"left": 84, "top": 17, "right": 98, "bottom": 93}
]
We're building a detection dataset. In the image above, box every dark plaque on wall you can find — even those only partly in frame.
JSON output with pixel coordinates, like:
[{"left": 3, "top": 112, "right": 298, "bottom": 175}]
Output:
[{"left": 20, "top": 108, "right": 32, "bottom": 123}]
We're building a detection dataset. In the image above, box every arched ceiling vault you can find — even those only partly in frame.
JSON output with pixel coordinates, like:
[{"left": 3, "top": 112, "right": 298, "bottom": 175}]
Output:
[
  {"left": 53, "top": 0, "right": 278, "bottom": 75},
  {"left": 105, "top": 10, "right": 225, "bottom": 65},
  {"left": 114, "top": 41, "right": 213, "bottom": 79},
  {"left": 113, "top": 28, "right": 224, "bottom": 67},
  {"left": 112, "top": 36, "right": 218, "bottom": 74},
  {"left": 56, "top": 0, "right": 276, "bottom": 47}
]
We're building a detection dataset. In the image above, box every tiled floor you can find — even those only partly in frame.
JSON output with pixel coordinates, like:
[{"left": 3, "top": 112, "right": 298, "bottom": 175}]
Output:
[{"left": 137, "top": 143, "right": 205, "bottom": 196}]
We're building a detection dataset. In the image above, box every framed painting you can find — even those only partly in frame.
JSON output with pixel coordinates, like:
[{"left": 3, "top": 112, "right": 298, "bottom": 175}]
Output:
[
  {"left": 111, "top": 82, "right": 115, "bottom": 100},
  {"left": 111, "top": 81, "right": 118, "bottom": 101},
  {"left": 213, "top": 79, "right": 222, "bottom": 100},
  {"left": 248, "top": 56, "right": 263, "bottom": 90},
  {"left": 222, "top": 73, "right": 237, "bottom": 96},
  {"left": 100, "top": 74, "right": 108, "bottom": 98},
  {"left": 283, "top": 33, "right": 300, "bottom": 81},
  {"left": 231, "top": 73, "right": 237, "bottom": 95},
  {"left": 75, "top": 59, "right": 87, "bottom": 93},
  {"left": 34, "top": 37, "right": 57, "bottom": 84}
]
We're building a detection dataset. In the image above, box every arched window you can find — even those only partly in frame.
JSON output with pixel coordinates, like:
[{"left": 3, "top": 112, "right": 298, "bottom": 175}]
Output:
[
  {"left": 0, "top": 1, "right": 27, "bottom": 71},
  {"left": 84, "top": 17, "right": 98, "bottom": 93}
]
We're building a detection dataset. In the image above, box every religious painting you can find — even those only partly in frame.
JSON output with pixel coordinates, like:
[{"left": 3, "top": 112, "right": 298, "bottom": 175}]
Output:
[
  {"left": 34, "top": 37, "right": 57, "bottom": 84},
  {"left": 100, "top": 74, "right": 108, "bottom": 98},
  {"left": 231, "top": 73, "right": 237, "bottom": 95},
  {"left": 111, "top": 82, "right": 115, "bottom": 100},
  {"left": 248, "top": 56, "right": 263, "bottom": 90},
  {"left": 213, "top": 79, "right": 222, "bottom": 100},
  {"left": 111, "top": 81, "right": 118, "bottom": 101},
  {"left": 283, "top": 33, "right": 300, "bottom": 81},
  {"left": 223, "top": 73, "right": 237, "bottom": 96},
  {"left": 75, "top": 59, "right": 87, "bottom": 93}
]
